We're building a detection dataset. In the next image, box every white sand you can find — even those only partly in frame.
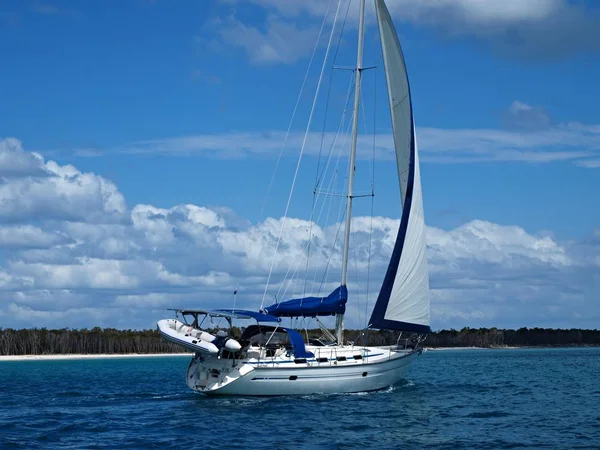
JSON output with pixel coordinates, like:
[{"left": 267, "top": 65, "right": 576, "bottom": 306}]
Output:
[
  {"left": 425, "top": 346, "right": 487, "bottom": 351},
  {"left": 0, "top": 353, "right": 193, "bottom": 361},
  {"left": 425, "top": 346, "right": 521, "bottom": 351},
  {"left": 0, "top": 346, "right": 527, "bottom": 361}
]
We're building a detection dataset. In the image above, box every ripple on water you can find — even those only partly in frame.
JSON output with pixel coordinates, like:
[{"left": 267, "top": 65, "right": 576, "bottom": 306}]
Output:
[
  {"left": 465, "top": 411, "right": 513, "bottom": 419},
  {"left": 1, "top": 348, "right": 599, "bottom": 449}
]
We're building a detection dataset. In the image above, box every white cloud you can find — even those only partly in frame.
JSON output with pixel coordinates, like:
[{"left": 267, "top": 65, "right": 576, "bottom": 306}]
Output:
[
  {"left": 576, "top": 159, "right": 600, "bottom": 169},
  {"left": 216, "top": 15, "right": 322, "bottom": 64},
  {"left": 225, "top": 0, "right": 562, "bottom": 24},
  {"left": 0, "top": 138, "right": 127, "bottom": 223},
  {"left": 0, "top": 138, "right": 598, "bottom": 330},
  {"left": 0, "top": 138, "right": 48, "bottom": 178},
  {"left": 221, "top": 0, "right": 600, "bottom": 60},
  {"left": 505, "top": 100, "right": 552, "bottom": 130},
  {"left": 427, "top": 220, "right": 571, "bottom": 267},
  {"left": 0, "top": 225, "right": 70, "bottom": 249},
  {"left": 99, "top": 103, "right": 600, "bottom": 167}
]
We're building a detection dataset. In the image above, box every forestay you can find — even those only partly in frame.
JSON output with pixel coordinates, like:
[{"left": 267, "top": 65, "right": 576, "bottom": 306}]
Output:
[{"left": 368, "top": 0, "right": 430, "bottom": 334}]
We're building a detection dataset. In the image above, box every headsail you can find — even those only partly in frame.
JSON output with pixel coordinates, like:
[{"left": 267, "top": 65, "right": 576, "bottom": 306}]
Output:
[{"left": 368, "top": 0, "right": 430, "bottom": 333}]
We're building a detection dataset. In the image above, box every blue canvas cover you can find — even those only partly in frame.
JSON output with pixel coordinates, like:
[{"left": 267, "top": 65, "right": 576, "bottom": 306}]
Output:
[
  {"left": 284, "top": 328, "right": 314, "bottom": 358},
  {"left": 262, "top": 286, "right": 347, "bottom": 318}
]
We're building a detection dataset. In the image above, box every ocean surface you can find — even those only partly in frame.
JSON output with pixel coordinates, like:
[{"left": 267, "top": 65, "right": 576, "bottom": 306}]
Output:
[{"left": 1, "top": 348, "right": 599, "bottom": 449}]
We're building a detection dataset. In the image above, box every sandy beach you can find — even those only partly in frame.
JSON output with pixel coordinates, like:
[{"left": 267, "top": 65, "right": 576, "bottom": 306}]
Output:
[
  {"left": 0, "top": 347, "right": 528, "bottom": 361},
  {"left": 425, "top": 346, "right": 487, "bottom": 351},
  {"left": 425, "top": 346, "right": 522, "bottom": 351},
  {"left": 0, "top": 353, "right": 193, "bottom": 362}
]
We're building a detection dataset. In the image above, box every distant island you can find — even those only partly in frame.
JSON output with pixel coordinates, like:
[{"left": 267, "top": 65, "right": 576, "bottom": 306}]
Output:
[{"left": 1, "top": 326, "right": 599, "bottom": 356}]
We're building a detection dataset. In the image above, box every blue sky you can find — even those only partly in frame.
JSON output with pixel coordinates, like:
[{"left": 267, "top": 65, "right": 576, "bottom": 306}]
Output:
[{"left": 0, "top": 0, "right": 599, "bottom": 331}]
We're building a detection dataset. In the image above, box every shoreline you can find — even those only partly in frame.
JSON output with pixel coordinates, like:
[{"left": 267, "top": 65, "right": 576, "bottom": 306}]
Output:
[
  {"left": 425, "top": 344, "right": 600, "bottom": 351},
  {"left": 3, "top": 344, "right": 599, "bottom": 361},
  {"left": 425, "top": 346, "right": 521, "bottom": 351},
  {"left": 0, "top": 353, "right": 193, "bottom": 362}
]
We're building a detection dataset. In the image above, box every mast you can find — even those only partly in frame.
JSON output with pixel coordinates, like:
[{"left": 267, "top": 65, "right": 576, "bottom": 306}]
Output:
[{"left": 337, "top": 0, "right": 366, "bottom": 346}]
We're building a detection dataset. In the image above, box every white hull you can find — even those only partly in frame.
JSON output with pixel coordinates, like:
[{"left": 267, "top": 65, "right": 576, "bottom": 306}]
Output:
[
  {"left": 185, "top": 345, "right": 422, "bottom": 396},
  {"left": 160, "top": 0, "right": 432, "bottom": 398}
]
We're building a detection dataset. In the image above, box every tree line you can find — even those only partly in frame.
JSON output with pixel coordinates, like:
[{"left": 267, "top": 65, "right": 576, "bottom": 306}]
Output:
[
  {"left": 1, "top": 326, "right": 599, "bottom": 355},
  {"left": 0, "top": 327, "right": 180, "bottom": 356}
]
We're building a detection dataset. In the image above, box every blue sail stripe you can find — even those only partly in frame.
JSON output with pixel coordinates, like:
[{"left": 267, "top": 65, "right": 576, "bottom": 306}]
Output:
[
  {"left": 368, "top": 0, "right": 431, "bottom": 334},
  {"left": 368, "top": 112, "right": 420, "bottom": 331}
]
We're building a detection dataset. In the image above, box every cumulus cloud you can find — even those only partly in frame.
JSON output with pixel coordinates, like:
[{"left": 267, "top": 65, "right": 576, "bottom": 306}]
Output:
[
  {"left": 0, "top": 139, "right": 127, "bottom": 223},
  {"left": 0, "top": 138, "right": 49, "bottom": 178},
  {"left": 0, "top": 225, "right": 71, "bottom": 249},
  {"left": 0, "top": 137, "right": 598, "bottom": 330}
]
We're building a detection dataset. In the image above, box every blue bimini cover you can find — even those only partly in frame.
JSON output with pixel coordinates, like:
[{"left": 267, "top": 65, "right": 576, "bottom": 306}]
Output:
[{"left": 263, "top": 286, "right": 347, "bottom": 318}]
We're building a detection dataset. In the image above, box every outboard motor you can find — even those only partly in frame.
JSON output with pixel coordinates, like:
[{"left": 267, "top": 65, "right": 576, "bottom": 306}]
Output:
[{"left": 213, "top": 330, "right": 242, "bottom": 353}]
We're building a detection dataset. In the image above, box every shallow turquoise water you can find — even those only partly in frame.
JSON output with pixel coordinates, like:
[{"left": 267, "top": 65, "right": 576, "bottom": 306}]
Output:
[{"left": 1, "top": 348, "right": 599, "bottom": 449}]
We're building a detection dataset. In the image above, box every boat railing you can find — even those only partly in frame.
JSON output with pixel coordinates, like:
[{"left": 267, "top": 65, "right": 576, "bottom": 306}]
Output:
[{"left": 388, "top": 338, "right": 411, "bottom": 357}]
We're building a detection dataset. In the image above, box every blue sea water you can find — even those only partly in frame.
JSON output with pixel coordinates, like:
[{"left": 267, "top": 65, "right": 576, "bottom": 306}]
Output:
[{"left": 1, "top": 348, "right": 599, "bottom": 449}]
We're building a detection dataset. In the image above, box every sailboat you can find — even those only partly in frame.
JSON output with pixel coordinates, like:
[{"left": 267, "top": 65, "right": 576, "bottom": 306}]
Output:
[{"left": 157, "top": 0, "right": 431, "bottom": 396}]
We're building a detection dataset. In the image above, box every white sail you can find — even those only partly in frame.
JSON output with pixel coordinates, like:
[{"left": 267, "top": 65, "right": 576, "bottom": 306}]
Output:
[
  {"left": 376, "top": 0, "right": 411, "bottom": 207},
  {"left": 369, "top": 0, "right": 430, "bottom": 333}
]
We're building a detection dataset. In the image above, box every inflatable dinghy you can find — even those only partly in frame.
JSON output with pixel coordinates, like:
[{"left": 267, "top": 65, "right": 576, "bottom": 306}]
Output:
[{"left": 157, "top": 319, "right": 241, "bottom": 354}]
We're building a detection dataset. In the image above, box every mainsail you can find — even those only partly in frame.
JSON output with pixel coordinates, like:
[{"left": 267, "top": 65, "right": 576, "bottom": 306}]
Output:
[{"left": 368, "top": 0, "right": 431, "bottom": 333}]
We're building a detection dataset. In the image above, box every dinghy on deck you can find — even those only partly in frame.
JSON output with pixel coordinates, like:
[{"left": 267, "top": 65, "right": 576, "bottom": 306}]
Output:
[{"left": 157, "top": 318, "right": 242, "bottom": 355}]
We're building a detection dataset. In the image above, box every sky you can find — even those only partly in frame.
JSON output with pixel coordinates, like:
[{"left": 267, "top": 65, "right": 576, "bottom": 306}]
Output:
[{"left": 0, "top": 0, "right": 599, "bottom": 332}]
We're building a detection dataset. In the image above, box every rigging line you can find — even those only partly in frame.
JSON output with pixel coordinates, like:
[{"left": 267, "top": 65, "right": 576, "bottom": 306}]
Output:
[
  {"left": 358, "top": 68, "right": 377, "bottom": 188},
  {"left": 283, "top": 174, "right": 346, "bottom": 304},
  {"left": 277, "top": 109, "right": 349, "bottom": 303},
  {"left": 350, "top": 220, "right": 363, "bottom": 329},
  {"left": 274, "top": 10, "right": 354, "bottom": 304},
  {"left": 318, "top": 115, "right": 353, "bottom": 295},
  {"left": 314, "top": 0, "right": 352, "bottom": 191},
  {"left": 312, "top": 166, "right": 338, "bottom": 287},
  {"left": 256, "top": 0, "right": 334, "bottom": 306},
  {"left": 232, "top": 284, "right": 239, "bottom": 313},
  {"left": 311, "top": 106, "right": 354, "bottom": 295},
  {"left": 303, "top": 3, "right": 353, "bottom": 299},
  {"left": 317, "top": 206, "right": 346, "bottom": 297},
  {"left": 372, "top": 66, "right": 377, "bottom": 195},
  {"left": 365, "top": 67, "right": 377, "bottom": 330},
  {"left": 302, "top": 196, "right": 317, "bottom": 299},
  {"left": 302, "top": 75, "right": 355, "bottom": 298},
  {"left": 275, "top": 12, "right": 354, "bottom": 304},
  {"left": 280, "top": 168, "right": 338, "bottom": 303},
  {"left": 301, "top": 93, "right": 353, "bottom": 299},
  {"left": 314, "top": 74, "right": 355, "bottom": 193},
  {"left": 277, "top": 141, "right": 344, "bottom": 304},
  {"left": 261, "top": 0, "right": 344, "bottom": 310},
  {"left": 258, "top": 0, "right": 333, "bottom": 219},
  {"left": 278, "top": 156, "right": 340, "bottom": 304},
  {"left": 365, "top": 193, "right": 375, "bottom": 329},
  {"left": 316, "top": 132, "right": 349, "bottom": 298},
  {"left": 359, "top": 0, "right": 377, "bottom": 194}
]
